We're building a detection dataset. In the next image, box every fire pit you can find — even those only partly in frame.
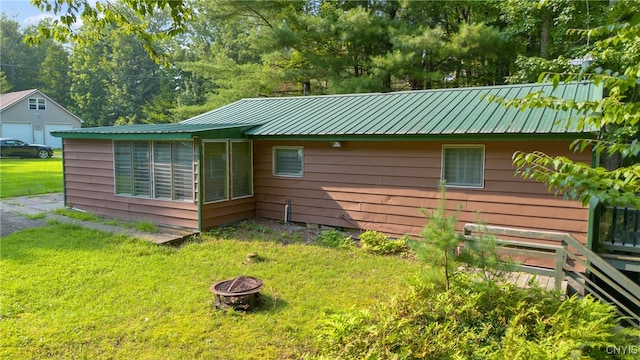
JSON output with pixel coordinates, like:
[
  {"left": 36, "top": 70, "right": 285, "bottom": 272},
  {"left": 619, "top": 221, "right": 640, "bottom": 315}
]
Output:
[{"left": 211, "top": 276, "right": 264, "bottom": 310}]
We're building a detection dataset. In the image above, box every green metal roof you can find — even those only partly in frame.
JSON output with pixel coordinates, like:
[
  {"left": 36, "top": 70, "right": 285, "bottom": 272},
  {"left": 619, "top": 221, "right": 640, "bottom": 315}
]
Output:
[
  {"left": 51, "top": 123, "right": 256, "bottom": 140},
  {"left": 182, "top": 82, "right": 601, "bottom": 139},
  {"left": 53, "top": 82, "right": 601, "bottom": 141}
]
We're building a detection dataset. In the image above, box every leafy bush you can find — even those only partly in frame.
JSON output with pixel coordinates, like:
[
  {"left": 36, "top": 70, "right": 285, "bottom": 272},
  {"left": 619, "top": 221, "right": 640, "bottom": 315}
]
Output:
[
  {"left": 314, "top": 273, "right": 640, "bottom": 359},
  {"left": 359, "top": 230, "right": 407, "bottom": 255},
  {"left": 315, "top": 230, "right": 353, "bottom": 249}
]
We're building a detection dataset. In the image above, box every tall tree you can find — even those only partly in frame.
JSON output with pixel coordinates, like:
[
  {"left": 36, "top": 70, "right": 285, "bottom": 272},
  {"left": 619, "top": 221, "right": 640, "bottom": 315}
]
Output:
[
  {"left": 0, "top": 15, "right": 44, "bottom": 91},
  {"left": 0, "top": 70, "right": 11, "bottom": 93},
  {"left": 38, "top": 42, "right": 71, "bottom": 107},
  {"left": 501, "top": 0, "right": 611, "bottom": 83},
  {"left": 503, "top": 2, "right": 640, "bottom": 208},
  {"left": 29, "top": 0, "right": 191, "bottom": 64},
  {"left": 69, "top": 21, "right": 174, "bottom": 126}
]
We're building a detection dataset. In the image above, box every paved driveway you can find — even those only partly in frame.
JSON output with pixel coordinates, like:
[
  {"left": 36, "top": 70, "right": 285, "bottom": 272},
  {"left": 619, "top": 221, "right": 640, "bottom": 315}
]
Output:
[
  {"left": 1, "top": 193, "right": 64, "bottom": 237},
  {"left": 0, "top": 193, "right": 197, "bottom": 243}
]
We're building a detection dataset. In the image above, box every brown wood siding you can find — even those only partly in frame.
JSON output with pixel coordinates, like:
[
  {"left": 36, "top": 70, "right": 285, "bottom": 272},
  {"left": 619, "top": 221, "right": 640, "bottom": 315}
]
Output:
[
  {"left": 253, "top": 140, "right": 591, "bottom": 245},
  {"left": 201, "top": 197, "right": 256, "bottom": 229},
  {"left": 62, "top": 139, "right": 199, "bottom": 229}
]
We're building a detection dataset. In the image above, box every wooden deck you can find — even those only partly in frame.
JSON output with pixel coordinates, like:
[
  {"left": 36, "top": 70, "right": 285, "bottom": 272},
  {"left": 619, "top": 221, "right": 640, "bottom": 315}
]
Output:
[{"left": 505, "top": 271, "right": 567, "bottom": 293}]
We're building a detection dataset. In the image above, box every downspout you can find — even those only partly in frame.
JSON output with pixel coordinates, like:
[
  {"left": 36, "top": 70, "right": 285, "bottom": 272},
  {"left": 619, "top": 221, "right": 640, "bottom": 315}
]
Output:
[{"left": 284, "top": 199, "right": 291, "bottom": 224}]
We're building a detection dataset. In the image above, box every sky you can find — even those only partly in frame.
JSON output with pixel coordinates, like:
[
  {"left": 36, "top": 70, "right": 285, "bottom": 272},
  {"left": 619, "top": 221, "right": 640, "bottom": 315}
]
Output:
[{"left": 1, "top": 0, "right": 57, "bottom": 27}]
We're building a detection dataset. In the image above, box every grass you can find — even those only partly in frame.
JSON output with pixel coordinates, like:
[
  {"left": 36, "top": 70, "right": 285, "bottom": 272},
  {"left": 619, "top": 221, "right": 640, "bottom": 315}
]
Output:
[
  {"left": 0, "top": 157, "right": 63, "bottom": 198},
  {"left": 52, "top": 208, "right": 100, "bottom": 222},
  {"left": 0, "top": 222, "right": 427, "bottom": 359}
]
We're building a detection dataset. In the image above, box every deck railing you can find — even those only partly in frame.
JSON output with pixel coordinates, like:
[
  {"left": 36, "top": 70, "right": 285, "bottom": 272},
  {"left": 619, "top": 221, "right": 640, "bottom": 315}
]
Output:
[
  {"left": 598, "top": 205, "right": 640, "bottom": 252},
  {"left": 463, "top": 223, "right": 640, "bottom": 329}
]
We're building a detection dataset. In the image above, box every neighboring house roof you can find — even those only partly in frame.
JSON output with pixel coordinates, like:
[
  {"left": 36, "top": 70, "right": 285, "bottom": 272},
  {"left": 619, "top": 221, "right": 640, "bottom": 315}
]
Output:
[
  {"left": 52, "top": 82, "right": 601, "bottom": 140},
  {"left": 0, "top": 89, "right": 84, "bottom": 123}
]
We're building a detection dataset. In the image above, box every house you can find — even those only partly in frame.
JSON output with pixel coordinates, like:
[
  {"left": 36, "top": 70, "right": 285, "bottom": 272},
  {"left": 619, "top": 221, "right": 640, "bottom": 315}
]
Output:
[
  {"left": 0, "top": 89, "right": 83, "bottom": 148},
  {"left": 51, "top": 82, "right": 600, "bottom": 248}
]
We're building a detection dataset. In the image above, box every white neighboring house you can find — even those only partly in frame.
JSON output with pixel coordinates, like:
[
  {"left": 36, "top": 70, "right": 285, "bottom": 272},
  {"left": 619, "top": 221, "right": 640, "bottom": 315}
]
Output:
[{"left": 0, "top": 89, "right": 83, "bottom": 148}]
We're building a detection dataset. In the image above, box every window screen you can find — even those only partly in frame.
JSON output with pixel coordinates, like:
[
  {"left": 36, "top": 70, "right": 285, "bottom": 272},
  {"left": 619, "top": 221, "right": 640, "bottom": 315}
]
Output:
[
  {"left": 273, "top": 147, "right": 303, "bottom": 177},
  {"left": 231, "top": 141, "right": 253, "bottom": 198},
  {"left": 203, "top": 141, "right": 228, "bottom": 202},
  {"left": 114, "top": 142, "right": 133, "bottom": 195},
  {"left": 442, "top": 146, "right": 484, "bottom": 188},
  {"left": 114, "top": 140, "right": 193, "bottom": 201},
  {"left": 172, "top": 141, "right": 194, "bottom": 201}
]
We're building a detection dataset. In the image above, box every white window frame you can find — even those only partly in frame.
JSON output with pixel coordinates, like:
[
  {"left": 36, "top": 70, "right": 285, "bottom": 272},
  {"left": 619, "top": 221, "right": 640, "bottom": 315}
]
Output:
[
  {"left": 441, "top": 145, "right": 485, "bottom": 189},
  {"left": 273, "top": 146, "right": 304, "bottom": 177},
  {"left": 28, "top": 98, "right": 46, "bottom": 110}
]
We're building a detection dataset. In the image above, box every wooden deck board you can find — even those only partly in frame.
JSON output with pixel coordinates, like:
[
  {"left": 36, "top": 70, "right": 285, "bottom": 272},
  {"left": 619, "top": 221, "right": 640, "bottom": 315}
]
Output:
[{"left": 506, "top": 271, "right": 567, "bottom": 293}]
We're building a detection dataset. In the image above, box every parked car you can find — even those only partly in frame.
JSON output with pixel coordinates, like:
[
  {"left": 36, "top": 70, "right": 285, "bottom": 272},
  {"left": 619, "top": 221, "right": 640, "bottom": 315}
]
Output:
[{"left": 0, "top": 138, "right": 54, "bottom": 158}]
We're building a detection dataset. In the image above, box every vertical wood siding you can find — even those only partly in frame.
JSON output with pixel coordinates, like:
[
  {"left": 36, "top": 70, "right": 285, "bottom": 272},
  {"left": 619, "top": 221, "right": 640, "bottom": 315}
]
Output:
[
  {"left": 62, "top": 139, "right": 199, "bottom": 229},
  {"left": 253, "top": 140, "right": 591, "bottom": 245}
]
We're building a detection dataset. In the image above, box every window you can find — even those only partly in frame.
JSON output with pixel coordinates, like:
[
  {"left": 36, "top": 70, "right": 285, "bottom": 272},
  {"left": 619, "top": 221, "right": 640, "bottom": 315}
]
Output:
[
  {"left": 203, "top": 140, "right": 253, "bottom": 203},
  {"left": 273, "top": 147, "right": 303, "bottom": 177},
  {"left": 114, "top": 141, "right": 194, "bottom": 201},
  {"left": 28, "top": 98, "right": 46, "bottom": 110},
  {"left": 203, "top": 141, "right": 228, "bottom": 202},
  {"left": 231, "top": 141, "right": 253, "bottom": 198},
  {"left": 441, "top": 145, "right": 484, "bottom": 188}
]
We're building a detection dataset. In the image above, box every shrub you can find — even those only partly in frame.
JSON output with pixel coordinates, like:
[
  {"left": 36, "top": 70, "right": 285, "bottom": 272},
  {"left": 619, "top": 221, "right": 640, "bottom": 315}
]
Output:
[
  {"left": 359, "top": 230, "right": 407, "bottom": 255},
  {"left": 315, "top": 230, "right": 353, "bottom": 249},
  {"left": 313, "top": 274, "right": 640, "bottom": 359}
]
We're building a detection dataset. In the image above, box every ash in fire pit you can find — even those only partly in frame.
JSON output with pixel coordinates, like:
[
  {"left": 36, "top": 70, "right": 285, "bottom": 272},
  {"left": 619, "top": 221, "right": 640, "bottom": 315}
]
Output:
[{"left": 211, "top": 276, "right": 264, "bottom": 310}]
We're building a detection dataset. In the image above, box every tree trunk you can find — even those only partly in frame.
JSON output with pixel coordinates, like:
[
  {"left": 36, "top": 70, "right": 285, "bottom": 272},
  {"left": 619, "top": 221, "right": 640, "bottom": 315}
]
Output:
[{"left": 540, "top": 10, "right": 552, "bottom": 59}]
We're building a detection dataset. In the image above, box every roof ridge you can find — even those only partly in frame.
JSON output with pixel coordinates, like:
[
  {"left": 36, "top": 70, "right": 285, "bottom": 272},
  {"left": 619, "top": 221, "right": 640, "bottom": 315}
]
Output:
[{"left": 236, "top": 81, "right": 594, "bottom": 102}]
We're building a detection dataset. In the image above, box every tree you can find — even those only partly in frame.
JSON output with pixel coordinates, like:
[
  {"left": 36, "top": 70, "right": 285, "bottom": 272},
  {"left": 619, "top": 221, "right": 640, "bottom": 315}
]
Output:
[
  {"left": 29, "top": 0, "right": 191, "bottom": 64},
  {"left": 0, "top": 70, "right": 11, "bottom": 93},
  {"left": 69, "top": 19, "right": 175, "bottom": 126},
  {"left": 1, "top": 15, "right": 44, "bottom": 91},
  {"left": 39, "top": 42, "right": 71, "bottom": 107},
  {"left": 501, "top": 0, "right": 611, "bottom": 83},
  {"left": 499, "top": 3, "right": 640, "bottom": 208}
]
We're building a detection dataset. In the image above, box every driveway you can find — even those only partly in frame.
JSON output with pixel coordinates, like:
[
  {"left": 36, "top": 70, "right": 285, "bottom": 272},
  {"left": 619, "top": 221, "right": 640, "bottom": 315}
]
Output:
[
  {"left": 1, "top": 193, "right": 64, "bottom": 237},
  {"left": 0, "top": 193, "right": 198, "bottom": 243}
]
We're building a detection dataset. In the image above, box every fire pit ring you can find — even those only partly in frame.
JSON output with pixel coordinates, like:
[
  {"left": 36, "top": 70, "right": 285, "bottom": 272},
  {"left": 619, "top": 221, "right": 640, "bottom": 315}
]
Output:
[{"left": 211, "top": 276, "right": 264, "bottom": 310}]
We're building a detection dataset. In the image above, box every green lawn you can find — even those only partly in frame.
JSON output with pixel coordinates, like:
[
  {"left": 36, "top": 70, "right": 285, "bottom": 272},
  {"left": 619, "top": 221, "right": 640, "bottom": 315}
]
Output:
[
  {"left": 0, "top": 157, "right": 63, "bottom": 198},
  {"left": 0, "top": 222, "right": 427, "bottom": 359}
]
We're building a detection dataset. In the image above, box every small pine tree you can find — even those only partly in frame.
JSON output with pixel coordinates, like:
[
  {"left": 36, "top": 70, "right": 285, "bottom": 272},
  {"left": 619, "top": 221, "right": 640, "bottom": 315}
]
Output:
[{"left": 412, "top": 181, "right": 461, "bottom": 291}]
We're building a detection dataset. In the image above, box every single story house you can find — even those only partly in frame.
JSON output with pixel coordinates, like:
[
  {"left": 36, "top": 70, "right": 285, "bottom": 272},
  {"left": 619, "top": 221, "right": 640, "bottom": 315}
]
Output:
[
  {"left": 0, "top": 89, "right": 83, "bottom": 148},
  {"left": 52, "top": 82, "right": 600, "bottom": 248}
]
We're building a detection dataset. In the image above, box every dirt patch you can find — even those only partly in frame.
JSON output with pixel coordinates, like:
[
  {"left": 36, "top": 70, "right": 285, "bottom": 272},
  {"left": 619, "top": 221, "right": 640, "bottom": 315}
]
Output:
[{"left": 206, "top": 218, "right": 358, "bottom": 245}]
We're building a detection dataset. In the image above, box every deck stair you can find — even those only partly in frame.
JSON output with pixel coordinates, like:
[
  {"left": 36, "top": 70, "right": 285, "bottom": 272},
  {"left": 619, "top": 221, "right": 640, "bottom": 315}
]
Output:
[{"left": 463, "top": 223, "right": 640, "bottom": 329}]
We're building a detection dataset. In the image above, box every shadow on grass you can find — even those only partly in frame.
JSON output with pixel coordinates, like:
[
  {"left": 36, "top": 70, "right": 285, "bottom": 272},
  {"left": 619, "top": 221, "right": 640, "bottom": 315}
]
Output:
[{"left": 255, "top": 293, "right": 289, "bottom": 313}]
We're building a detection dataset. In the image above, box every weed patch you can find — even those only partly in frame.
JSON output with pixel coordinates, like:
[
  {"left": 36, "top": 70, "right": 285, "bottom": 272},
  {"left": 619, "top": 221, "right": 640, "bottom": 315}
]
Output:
[{"left": 53, "top": 208, "right": 100, "bottom": 222}]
